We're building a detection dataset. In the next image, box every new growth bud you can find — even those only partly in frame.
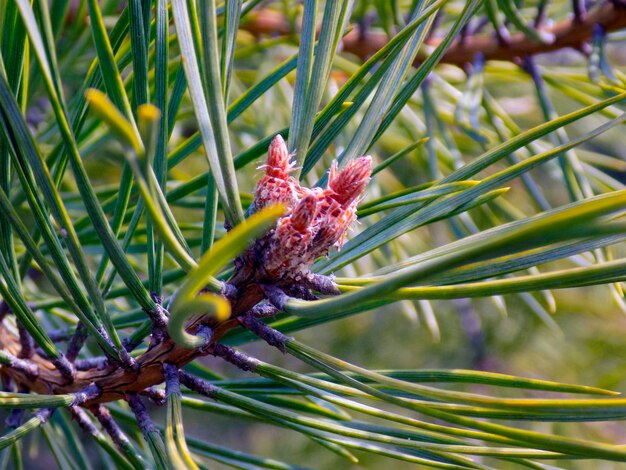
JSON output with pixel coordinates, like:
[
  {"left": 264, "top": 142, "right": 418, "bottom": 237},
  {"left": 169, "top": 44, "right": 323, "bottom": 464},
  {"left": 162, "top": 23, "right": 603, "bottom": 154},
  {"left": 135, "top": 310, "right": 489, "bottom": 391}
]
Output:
[
  {"left": 266, "top": 134, "right": 291, "bottom": 178},
  {"left": 327, "top": 156, "right": 372, "bottom": 206},
  {"left": 252, "top": 134, "right": 297, "bottom": 212},
  {"left": 291, "top": 194, "right": 318, "bottom": 231},
  {"left": 251, "top": 136, "right": 372, "bottom": 283}
]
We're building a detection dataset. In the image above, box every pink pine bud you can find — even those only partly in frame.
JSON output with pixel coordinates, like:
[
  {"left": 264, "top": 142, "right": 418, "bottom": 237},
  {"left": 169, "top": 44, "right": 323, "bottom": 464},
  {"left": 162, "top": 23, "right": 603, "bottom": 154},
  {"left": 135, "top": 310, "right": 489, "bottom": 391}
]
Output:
[
  {"left": 266, "top": 134, "right": 291, "bottom": 178},
  {"left": 291, "top": 194, "right": 318, "bottom": 231},
  {"left": 328, "top": 156, "right": 372, "bottom": 206},
  {"left": 263, "top": 196, "right": 318, "bottom": 278},
  {"left": 252, "top": 140, "right": 373, "bottom": 280},
  {"left": 252, "top": 135, "right": 297, "bottom": 212}
]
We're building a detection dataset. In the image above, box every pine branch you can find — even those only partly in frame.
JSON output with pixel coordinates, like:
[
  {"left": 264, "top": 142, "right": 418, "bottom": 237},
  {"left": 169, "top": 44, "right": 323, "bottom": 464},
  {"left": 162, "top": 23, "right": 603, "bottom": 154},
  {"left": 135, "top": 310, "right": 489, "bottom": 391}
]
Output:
[{"left": 242, "top": 2, "right": 626, "bottom": 66}]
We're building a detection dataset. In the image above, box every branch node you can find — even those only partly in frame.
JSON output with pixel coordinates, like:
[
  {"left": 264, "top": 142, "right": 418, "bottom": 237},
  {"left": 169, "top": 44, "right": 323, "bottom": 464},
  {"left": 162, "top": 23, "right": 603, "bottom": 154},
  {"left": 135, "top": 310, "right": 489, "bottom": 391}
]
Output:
[
  {"left": 71, "top": 382, "right": 101, "bottom": 405},
  {"left": 261, "top": 284, "right": 290, "bottom": 310},
  {"left": 17, "top": 322, "right": 35, "bottom": 359},
  {"left": 178, "top": 370, "right": 218, "bottom": 399},
  {"left": 4, "top": 352, "right": 39, "bottom": 379},
  {"left": 163, "top": 363, "right": 181, "bottom": 396},
  {"left": 52, "top": 354, "right": 76, "bottom": 384},
  {"left": 47, "top": 326, "right": 74, "bottom": 343},
  {"left": 92, "top": 404, "right": 134, "bottom": 450},
  {"left": 118, "top": 348, "right": 139, "bottom": 372},
  {"left": 237, "top": 315, "right": 291, "bottom": 352},
  {"left": 222, "top": 282, "right": 238, "bottom": 301},
  {"left": 248, "top": 302, "right": 279, "bottom": 318},
  {"left": 70, "top": 406, "right": 98, "bottom": 435},
  {"left": 75, "top": 357, "right": 108, "bottom": 371},
  {"left": 141, "top": 386, "right": 166, "bottom": 406},
  {"left": 301, "top": 273, "right": 341, "bottom": 296},
  {"left": 212, "top": 344, "right": 259, "bottom": 372},
  {"left": 34, "top": 408, "right": 54, "bottom": 424},
  {"left": 146, "top": 294, "right": 169, "bottom": 342},
  {"left": 127, "top": 394, "right": 158, "bottom": 437},
  {"left": 66, "top": 322, "right": 88, "bottom": 363}
]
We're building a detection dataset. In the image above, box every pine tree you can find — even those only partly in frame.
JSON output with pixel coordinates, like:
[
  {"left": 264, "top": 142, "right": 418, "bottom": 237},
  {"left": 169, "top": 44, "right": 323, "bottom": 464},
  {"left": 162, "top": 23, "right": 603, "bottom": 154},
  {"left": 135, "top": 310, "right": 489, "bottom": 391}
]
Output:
[{"left": 1, "top": 1, "right": 626, "bottom": 468}]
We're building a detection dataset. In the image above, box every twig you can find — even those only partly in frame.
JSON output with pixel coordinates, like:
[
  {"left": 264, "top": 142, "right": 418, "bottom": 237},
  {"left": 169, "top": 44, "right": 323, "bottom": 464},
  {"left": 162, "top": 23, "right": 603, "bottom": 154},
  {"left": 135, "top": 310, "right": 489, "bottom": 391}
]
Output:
[
  {"left": 534, "top": 0, "right": 551, "bottom": 29},
  {"left": 146, "top": 294, "right": 168, "bottom": 343},
  {"left": 71, "top": 383, "right": 101, "bottom": 405},
  {"left": 178, "top": 370, "right": 218, "bottom": 399},
  {"left": 212, "top": 344, "right": 259, "bottom": 372},
  {"left": 6, "top": 408, "right": 25, "bottom": 429},
  {"left": 92, "top": 404, "right": 144, "bottom": 462},
  {"left": 70, "top": 406, "right": 99, "bottom": 435},
  {"left": 34, "top": 407, "right": 54, "bottom": 424},
  {"left": 66, "top": 322, "right": 88, "bottom": 362},
  {"left": 141, "top": 386, "right": 166, "bottom": 405},
  {"left": 75, "top": 357, "right": 109, "bottom": 371},
  {"left": 17, "top": 322, "right": 35, "bottom": 359},
  {"left": 6, "top": 385, "right": 28, "bottom": 429},
  {"left": 237, "top": 315, "right": 291, "bottom": 352},
  {"left": 247, "top": 302, "right": 279, "bottom": 318},
  {"left": 242, "top": 3, "right": 626, "bottom": 66},
  {"left": 163, "top": 363, "right": 180, "bottom": 396},
  {"left": 127, "top": 394, "right": 159, "bottom": 438},
  {"left": 261, "top": 284, "right": 290, "bottom": 310},
  {"left": 301, "top": 273, "right": 341, "bottom": 295},
  {"left": 2, "top": 350, "right": 39, "bottom": 379},
  {"left": 51, "top": 355, "right": 76, "bottom": 384},
  {"left": 122, "top": 334, "right": 144, "bottom": 353},
  {"left": 47, "top": 327, "right": 75, "bottom": 343},
  {"left": 282, "top": 285, "right": 319, "bottom": 301}
]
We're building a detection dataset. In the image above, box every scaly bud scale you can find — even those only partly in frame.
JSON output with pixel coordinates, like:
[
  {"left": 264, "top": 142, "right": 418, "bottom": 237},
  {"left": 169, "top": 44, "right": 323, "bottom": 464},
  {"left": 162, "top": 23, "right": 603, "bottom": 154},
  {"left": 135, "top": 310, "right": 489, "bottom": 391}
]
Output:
[
  {"left": 252, "top": 136, "right": 372, "bottom": 283},
  {"left": 252, "top": 135, "right": 297, "bottom": 212}
]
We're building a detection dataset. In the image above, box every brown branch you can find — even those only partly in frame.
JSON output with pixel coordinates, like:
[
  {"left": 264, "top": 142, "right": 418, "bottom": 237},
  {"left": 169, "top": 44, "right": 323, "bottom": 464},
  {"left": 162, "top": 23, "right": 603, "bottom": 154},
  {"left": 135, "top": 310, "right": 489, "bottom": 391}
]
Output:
[
  {"left": 241, "top": 3, "right": 626, "bottom": 66},
  {"left": 0, "top": 285, "right": 265, "bottom": 405}
]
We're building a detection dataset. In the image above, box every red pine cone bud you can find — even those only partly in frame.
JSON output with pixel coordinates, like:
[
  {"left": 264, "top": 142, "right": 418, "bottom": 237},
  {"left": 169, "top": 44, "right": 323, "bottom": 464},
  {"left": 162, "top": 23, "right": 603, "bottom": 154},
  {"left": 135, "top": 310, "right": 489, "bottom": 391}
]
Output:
[
  {"left": 253, "top": 135, "right": 297, "bottom": 212},
  {"left": 327, "top": 156, "right": 372, "bottom": 206},
  {"left": 251, "top": 138, "right": 373, "bottom": 282},
  {"left": 266, "top": 134, "right": 291, "bottom": 178},
  {"left": 290, "top": 194, "right": 318, "bottom": 231}
]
